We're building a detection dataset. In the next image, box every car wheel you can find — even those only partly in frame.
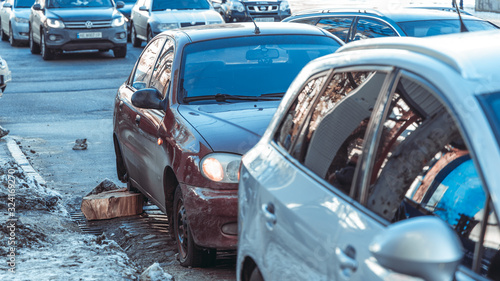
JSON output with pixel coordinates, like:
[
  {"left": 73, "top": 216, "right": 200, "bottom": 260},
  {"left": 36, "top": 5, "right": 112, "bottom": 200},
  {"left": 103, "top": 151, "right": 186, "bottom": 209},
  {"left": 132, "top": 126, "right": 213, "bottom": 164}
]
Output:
[
  {"left": 29, "top": 27, "right": 41, "bottom": 54},
  {"left": 173, "top": 186, "right": 216, "bottom": 267},
  {"left": 0, "top": 23, "right": 8, "bottom": 41},
  {"left": 249, "top": 267, "right": 264, "bottom": 281},
  {"left": 147, "top": 26, "right": 154, "bottom": 43},
  {"left": 131, "top": 24, "right": 141, "bottom": 48},
  {"left": 9, "top": 25, "right": 19, "bottom": 47},
  {"left": 40, "top": 30, "right": 55, "bottom": 60},
  {"left": 113, "top": 46, "right": 127, "bottom": 58}
]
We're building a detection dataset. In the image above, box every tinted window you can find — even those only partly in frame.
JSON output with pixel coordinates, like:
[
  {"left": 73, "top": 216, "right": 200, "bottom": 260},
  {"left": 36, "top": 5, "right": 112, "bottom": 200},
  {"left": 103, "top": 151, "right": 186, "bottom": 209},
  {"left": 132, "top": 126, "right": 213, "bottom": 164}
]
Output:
[
  {"left": 132, "top": 37, "right": 166, "bottom": 90},
  {"left": 353, "top": 18, "right": 398, "bottom": 40},
  {"left": 15, "top": 0, "right": 34, "bottom": 8},
  {"left": 290, "top": 17, "right": 319, "bottom": 25},
  {"left": 180, "top": 35, "right": 341, "bottom": 101},
  {"left": 317, "top": 17, "right": 354, "bottom": 42},
  {"left": 152, "top": 0, "right": 210, "bottom": 11},
  {"left": 397, "top": 19, "right": 498, "bottom": 37},
  {"left": 150, "top": 38, "right": 174, "bottom": 98}
]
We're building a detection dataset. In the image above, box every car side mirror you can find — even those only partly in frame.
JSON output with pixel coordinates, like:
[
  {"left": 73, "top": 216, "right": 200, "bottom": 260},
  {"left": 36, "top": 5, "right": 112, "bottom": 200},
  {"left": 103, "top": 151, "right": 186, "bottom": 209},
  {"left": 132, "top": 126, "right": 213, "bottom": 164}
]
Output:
[
  {"left": 3, "top": 2, "right": 11, "bottom": 8},
  {"left": 116, "top": 1, "right": 124, "bottom": 9},
  {"left": 139, "top": 5, "right": 148, "bottom": 11},
  {"left": 32, "top": 3, "right": 42, "bottom": 10},
  {"left": 369, "top": 216, "right": 463, "bottom": 281},
  {"left": 131, "top": 88, "right": 165, "bottom": 110}
]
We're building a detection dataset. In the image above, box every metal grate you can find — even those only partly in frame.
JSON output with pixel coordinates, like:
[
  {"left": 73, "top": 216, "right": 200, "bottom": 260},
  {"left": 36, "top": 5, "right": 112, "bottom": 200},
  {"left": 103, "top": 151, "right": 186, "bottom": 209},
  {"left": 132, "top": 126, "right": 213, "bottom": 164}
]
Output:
[
  {"left": 70, "top": 212, "right": 104, "bottom": 235},
  {"left": 64, "top": 20, "right": 112, "bottom": 29},
  {"left": 247, "top": 4, "right": 278, "bottom": 13},
  {"left": 180, "top": 22, "right": 205, "bottom": 27}
]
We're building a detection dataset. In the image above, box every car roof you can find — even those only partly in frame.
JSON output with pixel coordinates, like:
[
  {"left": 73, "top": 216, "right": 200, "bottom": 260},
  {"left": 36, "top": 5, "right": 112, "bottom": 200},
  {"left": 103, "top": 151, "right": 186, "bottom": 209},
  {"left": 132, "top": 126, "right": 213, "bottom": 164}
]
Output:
[
  {"left": 336, "top": 30, "right": 500, "bottom": 88},
  {"left": 168, "top": 22, "right": 332, "bottom": 43},
  {"left": 287, "top": 7, "right": 484, "bottom": 23}
]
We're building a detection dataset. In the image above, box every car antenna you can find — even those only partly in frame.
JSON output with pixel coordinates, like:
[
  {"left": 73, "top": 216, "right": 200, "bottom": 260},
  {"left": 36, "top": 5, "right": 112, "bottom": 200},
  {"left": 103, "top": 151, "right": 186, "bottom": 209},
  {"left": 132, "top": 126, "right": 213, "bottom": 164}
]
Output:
[
  {"left": 452, "top": 0, "right": 468, "bottom": 32},
  {"left": 244, "top": 10, "right": 260, "bottom": 34}
]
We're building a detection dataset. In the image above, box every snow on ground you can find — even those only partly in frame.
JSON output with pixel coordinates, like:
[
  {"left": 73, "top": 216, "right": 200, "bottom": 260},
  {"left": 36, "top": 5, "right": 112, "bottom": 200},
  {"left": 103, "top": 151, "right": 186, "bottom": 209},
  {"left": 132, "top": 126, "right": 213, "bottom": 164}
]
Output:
[{"left": 0, "top": 160, "right": 140, "bottom": 280}]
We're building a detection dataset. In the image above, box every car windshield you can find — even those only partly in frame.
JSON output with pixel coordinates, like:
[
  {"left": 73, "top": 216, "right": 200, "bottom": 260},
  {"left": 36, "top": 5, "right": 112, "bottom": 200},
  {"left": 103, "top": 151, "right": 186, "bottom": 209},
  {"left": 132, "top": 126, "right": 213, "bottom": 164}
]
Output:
[
  {"left": 180, "top": 35, "right": 341, "bottom": 102},
  {"left": 121, "top": 0, "right": 136, "bottom": 3},
  {"left": 152, "top": 0, "right": 210, "bottom": 11},
  {"left": 397, "top": 19, "right": 498, "bottom": 37},
  {"left": 479, "top": 92, "right": 500, "bottom": 145},
  {"left": 15, "top": 0, "right": 34, "bottom": 8},
  {"left": 48, "top": 0, "right": 113, "bottom": 8}
]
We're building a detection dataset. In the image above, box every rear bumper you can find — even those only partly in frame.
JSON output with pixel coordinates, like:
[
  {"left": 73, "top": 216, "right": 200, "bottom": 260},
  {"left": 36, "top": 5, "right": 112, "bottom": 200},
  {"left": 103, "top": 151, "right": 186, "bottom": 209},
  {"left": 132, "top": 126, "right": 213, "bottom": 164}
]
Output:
[
  {"left": 45, "top": 26, "right": 127, "bottom": 51},
  {"left": 181, "top": 183, "right": 238, "bottom": 249}
]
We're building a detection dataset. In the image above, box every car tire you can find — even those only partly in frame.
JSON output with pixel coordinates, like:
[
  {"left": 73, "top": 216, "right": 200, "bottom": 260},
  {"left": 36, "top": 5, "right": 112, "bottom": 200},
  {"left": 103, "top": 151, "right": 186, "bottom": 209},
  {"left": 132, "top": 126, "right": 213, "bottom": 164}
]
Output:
[
  {"left": 249, "top": 267, "right": 264, "bottom": 281},
  {"left": 29, "top": 27, "right": 41, "bottom": 54},
  {"left": 131, "top": 24, "right": 141, "bottom": 48},
  {"left": 40, "top": 30, "right": 55, "bottom": 60},
  {"left": 0, "top": 23, "right": 8, "bottom": 41},
  {"left": 9, "top": 25, "right": 19, "bottom": 47},
  {"left": 113, "top": 46, "right": 127, "bottom": 58},
  {"left": 173, "top": 186, "right": 216, "bottom": 267}
]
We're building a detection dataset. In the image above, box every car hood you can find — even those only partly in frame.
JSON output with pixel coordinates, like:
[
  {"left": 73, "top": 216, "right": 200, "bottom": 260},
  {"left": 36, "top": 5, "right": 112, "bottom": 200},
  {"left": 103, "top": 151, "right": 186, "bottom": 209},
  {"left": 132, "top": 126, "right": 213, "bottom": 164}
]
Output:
[
  {"left": 178, "top": 101, "right": 280, "bottom": 154},
  {"left": 13, "top": 8, "right": 31, "bottom": 19},
  {"left": 152, "top": 9, "right": 222, "bottom": 23},
  {"left": 48, "top": 7, "right": 117, "bottom": 21}
]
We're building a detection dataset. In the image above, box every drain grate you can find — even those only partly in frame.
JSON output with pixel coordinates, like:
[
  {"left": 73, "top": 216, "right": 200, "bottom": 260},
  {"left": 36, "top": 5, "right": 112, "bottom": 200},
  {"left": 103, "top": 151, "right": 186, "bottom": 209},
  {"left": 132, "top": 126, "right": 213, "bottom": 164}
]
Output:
[{"left": 70, "top": 212, "right": 104, "bottom": 235}]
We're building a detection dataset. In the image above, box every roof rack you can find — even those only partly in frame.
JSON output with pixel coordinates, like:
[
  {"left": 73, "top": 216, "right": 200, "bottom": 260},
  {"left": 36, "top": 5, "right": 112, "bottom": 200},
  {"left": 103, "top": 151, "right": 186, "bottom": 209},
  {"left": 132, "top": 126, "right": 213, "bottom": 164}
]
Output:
[{"left": 290, "top": 7, "right": 384, "bottom": 17}]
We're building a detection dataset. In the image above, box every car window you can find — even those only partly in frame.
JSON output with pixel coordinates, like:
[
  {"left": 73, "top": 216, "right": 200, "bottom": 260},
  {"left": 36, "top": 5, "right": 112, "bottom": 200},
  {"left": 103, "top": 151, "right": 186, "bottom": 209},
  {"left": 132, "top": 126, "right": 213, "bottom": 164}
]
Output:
[
  {"left": 364, "top": 73, "right": 500, "bottom": 278},
  {"left": 150, "top": 38, "right": 174, "bottom": 98},
  {"left": 47, "top": 0, "right": 113, "bottom": 8},
  {"left": 152, "top": 0, "right": 210, "bottom": 11},
  {"left": 353, "top": 17, "right": 398, "bottom": 41},
  {"left": 131, "top": 37, "right": 166, "bottom": 90},
  {"left": 15, "top": 0, "right": 34, "bottom": 8},
  {"left": 397, "top": 19, "right": 498, "bottom": 37},
  {"left": 290, "top": 17, "right": 319, "bottom": 26},
  {"left": 317, "top": 17, "right": 354, "bottom": 42},
  {"left": 478, "top": 92, "right": 500, "bottom": 145}
]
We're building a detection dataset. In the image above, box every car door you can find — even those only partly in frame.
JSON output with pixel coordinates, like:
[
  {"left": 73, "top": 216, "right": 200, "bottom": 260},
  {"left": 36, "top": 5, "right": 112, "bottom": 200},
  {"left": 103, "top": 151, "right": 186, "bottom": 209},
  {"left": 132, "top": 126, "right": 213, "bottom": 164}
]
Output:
[
  {"left": 30, "top": 0, "right": 43, "bottom": 43},
  {"left": 0, "top": 0, "right": 12, "bottom": 33},
  {"left": 247, "top": 68, "right": 397, "bottom": 280},
  {"left": 135, "top": 0, "right": 150, "bottom": 38},
  {"left": 116, "top": 36, "right": 166, "bottom": 201},
  {"left": 351, "top": 16, "right": 399, "bottom": 41}
]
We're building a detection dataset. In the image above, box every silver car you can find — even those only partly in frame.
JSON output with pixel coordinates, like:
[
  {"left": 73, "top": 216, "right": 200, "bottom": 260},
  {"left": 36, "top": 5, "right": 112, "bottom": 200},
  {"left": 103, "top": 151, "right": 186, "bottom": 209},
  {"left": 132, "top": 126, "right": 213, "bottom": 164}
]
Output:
[
  {"left": 238, "top": 30, "right": 500, "bottom": 281},
  {"left": 130, "top": 0, "right": 224, "bottom": 47},
  {"left": 0, "top": 0, "right": 34, "bottom": 46}
]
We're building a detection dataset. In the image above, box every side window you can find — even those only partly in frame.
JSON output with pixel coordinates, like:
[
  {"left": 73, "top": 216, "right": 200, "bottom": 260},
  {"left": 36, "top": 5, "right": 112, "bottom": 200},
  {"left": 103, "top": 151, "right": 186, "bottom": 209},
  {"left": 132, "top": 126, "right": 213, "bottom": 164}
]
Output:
[
  {"left": 291, "top": 18, "right": 319, "bottom": 26},
  {"left": 274, "top": 71, "right": 330, "bottom": 151},
  {"left": 353, "top": 18, "right": 398, "bottom": 41},
  {"left": 150, "top": 38, "right": 174, "bottom": 98},
  {"left": 365, "top": 73, "right": 500, "bottom": 278},
  {"left": 131, "top": 37, "right": 166, "bottom": 90},
  {"left": 317, "top": 17, "right": 354, "bottom": 43}
]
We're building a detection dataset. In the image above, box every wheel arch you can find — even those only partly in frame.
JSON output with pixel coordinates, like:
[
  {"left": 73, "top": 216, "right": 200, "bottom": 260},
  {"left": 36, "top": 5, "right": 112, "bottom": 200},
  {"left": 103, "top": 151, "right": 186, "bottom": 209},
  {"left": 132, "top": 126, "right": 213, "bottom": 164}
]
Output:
[
  {"left": 113, "top": 133, "right": 127, "bottom": 183},
  {"left": 241, "top": 256, "right": 259, "bottom": 281},
  {"left": 163, "top": 166, "right": 178, "bottom": 220}
]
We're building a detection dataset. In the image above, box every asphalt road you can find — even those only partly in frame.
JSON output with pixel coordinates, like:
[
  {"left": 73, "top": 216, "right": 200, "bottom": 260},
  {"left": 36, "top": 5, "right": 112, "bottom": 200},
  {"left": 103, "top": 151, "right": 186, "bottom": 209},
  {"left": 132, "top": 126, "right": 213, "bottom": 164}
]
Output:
[{"left": 0, "top": 41, "right": 142, "bottom": 210}]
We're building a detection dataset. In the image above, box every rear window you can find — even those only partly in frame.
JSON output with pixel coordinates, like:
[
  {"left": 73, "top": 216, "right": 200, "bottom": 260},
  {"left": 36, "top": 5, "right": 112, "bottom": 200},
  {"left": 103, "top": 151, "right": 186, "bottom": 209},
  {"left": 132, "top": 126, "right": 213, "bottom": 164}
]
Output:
[{"left": 397, "top": 19, "right": 498, "bottom": 37}]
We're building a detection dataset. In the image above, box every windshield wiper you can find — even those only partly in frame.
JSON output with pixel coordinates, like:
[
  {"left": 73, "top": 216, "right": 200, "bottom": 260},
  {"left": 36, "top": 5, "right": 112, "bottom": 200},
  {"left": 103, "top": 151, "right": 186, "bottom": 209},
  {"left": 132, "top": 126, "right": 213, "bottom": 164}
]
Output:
[
  {"left": 259, "top": 92, "right": 285, "bottom": 98},
  {"left": 183, "top": 93, "right": 281, "bottom": 103}
]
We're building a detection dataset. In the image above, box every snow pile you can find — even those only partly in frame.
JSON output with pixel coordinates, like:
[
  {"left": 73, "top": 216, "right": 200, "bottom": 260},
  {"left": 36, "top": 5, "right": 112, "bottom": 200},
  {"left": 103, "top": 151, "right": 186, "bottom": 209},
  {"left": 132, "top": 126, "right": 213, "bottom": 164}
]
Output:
[
  {"left": 140, "top": 263, "right": 175, "bottom": 281},
  {"left": 0, "top": 161, "right": 65, "bottom": 214}
]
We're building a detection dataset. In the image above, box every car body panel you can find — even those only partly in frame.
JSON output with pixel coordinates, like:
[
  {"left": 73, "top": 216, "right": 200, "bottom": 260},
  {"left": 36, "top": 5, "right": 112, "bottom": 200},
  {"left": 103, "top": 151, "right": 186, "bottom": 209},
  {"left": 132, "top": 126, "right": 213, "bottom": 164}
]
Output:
[
  {"left": 238, "top": 30, "right": 500, "bottom": 280},
  {"left": 0, "top": 55, "right": 11, "bottom": 92},
  {"left": 0, "top": 0, "right": 32, "bottom": 42}
]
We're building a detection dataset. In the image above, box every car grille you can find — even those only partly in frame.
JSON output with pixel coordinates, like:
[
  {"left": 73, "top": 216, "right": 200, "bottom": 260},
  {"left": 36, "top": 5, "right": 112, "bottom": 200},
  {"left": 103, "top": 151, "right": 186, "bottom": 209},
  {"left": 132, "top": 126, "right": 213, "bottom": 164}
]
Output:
[
  {"left": 246, "top": 4, "right": 278, "bottom": 15},
  {"left": 64, "top": 20, "right": 112, "bottom": 29},
  {"left": 180, "top": 22, "right": 205, "bottom": 27}
]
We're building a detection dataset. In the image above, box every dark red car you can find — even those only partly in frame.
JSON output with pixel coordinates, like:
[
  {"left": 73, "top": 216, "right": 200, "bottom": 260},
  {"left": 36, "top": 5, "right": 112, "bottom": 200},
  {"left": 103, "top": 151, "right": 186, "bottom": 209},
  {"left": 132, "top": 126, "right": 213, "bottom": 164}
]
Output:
[{"left": 112, "top": 22, "right": 342, "bottom": 267}]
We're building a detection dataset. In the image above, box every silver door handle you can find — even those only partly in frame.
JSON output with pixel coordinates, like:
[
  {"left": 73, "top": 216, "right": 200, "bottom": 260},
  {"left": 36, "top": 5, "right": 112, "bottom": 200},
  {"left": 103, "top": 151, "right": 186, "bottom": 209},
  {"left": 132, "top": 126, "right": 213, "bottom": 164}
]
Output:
[
  {"left": 135, "top": 115, "right": 141, "bottom": 125},
  {"left": 336, "top": 247, "right": 358, "bottom": 272},
  {"left": 261, "top": 203, "right": 276, "bottom": 231},
  {"left": 119, "top": 100, "right": 123, "bottom": 109}
]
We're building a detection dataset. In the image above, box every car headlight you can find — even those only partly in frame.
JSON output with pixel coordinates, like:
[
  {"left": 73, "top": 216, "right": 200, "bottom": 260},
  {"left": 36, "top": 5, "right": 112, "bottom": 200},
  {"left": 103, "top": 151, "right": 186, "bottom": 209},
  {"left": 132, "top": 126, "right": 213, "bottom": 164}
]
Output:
[
  {"left": 157, "top": 22, "right": 179, "bottom": 31},
  {"left": 112, "top": 16, "right": 125, "bottom": 27},
  {"left": 230, "top": 1, "right": 245, "bottom": 13},
  {"left": 14, "top": 17, "right": 29, "bottom": 24},
  {"left": 0, "top": 58, "right": 6, "bottom": 69},
  {"left": 200, "top": 153, "right": 242, "bottom": 183},
  {"left": 47, "top": 19, "right": 65, "bottom": 28},
  {"left": 280, "top": 0, "right": 289, "bottom": 12}
]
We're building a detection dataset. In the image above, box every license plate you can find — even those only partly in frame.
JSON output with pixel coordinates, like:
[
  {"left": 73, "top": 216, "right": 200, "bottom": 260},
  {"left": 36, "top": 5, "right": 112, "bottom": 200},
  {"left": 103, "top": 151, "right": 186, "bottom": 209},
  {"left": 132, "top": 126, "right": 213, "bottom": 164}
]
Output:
[
  {"left": 77, "top": 32, "right": 102, "bottom": 39},
  {"left": 255, "top": 17, "right": 275, "bottom": 22}
]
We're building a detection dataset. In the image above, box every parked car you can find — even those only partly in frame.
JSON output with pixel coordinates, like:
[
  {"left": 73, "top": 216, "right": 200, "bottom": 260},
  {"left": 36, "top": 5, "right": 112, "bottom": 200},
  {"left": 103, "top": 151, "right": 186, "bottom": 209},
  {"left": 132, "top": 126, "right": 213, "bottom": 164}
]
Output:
[
  {"left": 117, "top": 0, "right": 135, "bottom": 41},
  {"left": 129, "top": 0, "right": 224, "bottom": 47},
  {"left": 238, "top": 30, "right": 500, "bottom": 281},
  {"left": 28, "top": 0, "right": 127, "bottom": 60},
  {"left": 0, "top": 0, "right": 34, "bottom": 46},
  {"left": 113, "top": 22, "right": 342, "bottom": 267},
  {"left": 211, "top": 0, "right": 291, "bottom": 23},
  {"left": 282, "top": 8, "right": 498, "bottom": 42},
  {"left": 0, "top": 55, "right": 11, "bottom": 93}
]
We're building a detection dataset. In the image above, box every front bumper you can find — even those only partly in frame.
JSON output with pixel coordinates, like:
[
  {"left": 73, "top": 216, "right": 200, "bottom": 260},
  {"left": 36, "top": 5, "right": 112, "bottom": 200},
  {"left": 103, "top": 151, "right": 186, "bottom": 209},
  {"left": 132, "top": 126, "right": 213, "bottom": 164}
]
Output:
[
  {"left": 181, "top": 184, "right": 238, "bottom": 249},
  {"left": 12, "top": 22, "right": 29, "bottom": 41},
  {"left": 44, "top": 26, "right": 127, "bottom": 51}
]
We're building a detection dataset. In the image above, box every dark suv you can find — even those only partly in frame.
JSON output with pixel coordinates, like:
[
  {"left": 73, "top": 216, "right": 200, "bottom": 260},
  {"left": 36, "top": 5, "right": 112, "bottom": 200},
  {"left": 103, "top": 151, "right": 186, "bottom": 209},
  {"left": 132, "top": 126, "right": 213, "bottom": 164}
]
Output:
[
  {"left": 212, "top": 0, "right": 291, "bottom": 23},
  {"left": 29, "top": 0, "right": 127, "bottom": 60}
]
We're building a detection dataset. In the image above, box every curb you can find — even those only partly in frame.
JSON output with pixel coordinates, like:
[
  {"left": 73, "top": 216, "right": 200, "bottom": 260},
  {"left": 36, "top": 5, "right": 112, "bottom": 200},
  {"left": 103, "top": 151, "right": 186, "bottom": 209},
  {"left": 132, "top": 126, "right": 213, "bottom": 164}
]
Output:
[{"left": 4, "top": 136, "right": 46, "bottom": 185}]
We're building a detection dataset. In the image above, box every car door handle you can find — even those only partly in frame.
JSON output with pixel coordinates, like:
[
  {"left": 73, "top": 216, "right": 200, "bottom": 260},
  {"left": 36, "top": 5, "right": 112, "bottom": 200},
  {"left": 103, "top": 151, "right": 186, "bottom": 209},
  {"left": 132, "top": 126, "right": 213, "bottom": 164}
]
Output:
[
  {"left": 135, "top": 115, "right": 141, "bottom": 125},
  {"left": 119, "top": 100, "right": 123, "bottom": 110},
  {"left": 336, "top": 246, "right": 358, "bottom": 275},
  {"left": 261, "top": 203, "right": 276, "bottom": 231}
]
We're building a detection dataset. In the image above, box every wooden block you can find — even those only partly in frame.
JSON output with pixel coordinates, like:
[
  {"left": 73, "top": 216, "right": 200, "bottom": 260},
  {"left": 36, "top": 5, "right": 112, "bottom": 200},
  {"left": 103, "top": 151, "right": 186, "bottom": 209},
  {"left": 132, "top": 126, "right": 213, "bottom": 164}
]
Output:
[{"left": 81, "top": 188, "right": 144, "bottom": 220}]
